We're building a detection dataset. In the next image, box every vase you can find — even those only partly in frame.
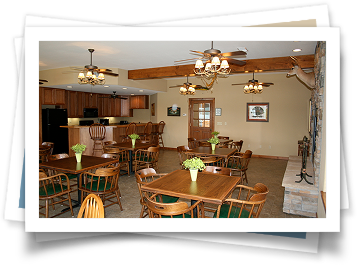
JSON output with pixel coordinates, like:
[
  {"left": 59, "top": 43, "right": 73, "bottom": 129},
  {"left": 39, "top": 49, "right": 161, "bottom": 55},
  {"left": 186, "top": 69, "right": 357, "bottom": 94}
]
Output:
[
  {"left": 75, "top": 153, "right": 82, "bottom": 163},
  {"left": 211, "top": 144, "right": 216, "bottom": 151},
  {"left": 132, "top": 139, "right": 136, "bottom": 146},
  {"left": 189, "top": 169, "right": 198, "bottom": 181}
]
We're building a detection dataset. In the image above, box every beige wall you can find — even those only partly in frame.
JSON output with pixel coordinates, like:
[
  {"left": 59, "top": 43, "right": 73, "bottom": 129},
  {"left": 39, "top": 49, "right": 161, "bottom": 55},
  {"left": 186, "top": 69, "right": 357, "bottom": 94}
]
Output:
[{"left": 155, "top": 72, "right": 311, "bottom": 157}]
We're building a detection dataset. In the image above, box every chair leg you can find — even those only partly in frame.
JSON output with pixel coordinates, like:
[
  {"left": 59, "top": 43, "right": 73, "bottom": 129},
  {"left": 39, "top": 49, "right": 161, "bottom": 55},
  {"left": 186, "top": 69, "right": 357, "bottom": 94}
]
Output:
[
  {"left": 67, "top": 193, "right": 74, "bottom": 217},
  {"left": 115, "top": 190, "right": 123, "bottom": 211},
  {"left": 45, "top": 200, "right": 49, "bottom": 218}
]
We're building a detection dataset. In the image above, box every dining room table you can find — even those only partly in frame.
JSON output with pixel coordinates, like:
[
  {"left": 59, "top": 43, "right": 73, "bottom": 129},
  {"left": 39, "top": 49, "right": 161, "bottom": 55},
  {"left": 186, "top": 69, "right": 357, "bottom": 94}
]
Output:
[
  {"left": 39, "top": 155, "right": 119, "bottom": 209},
  {"left": 140, "top": 169, "right": 242, "bottom": 217},
  {"left": 198, "top": 138, "right": 233, "bottom": 146},
  {"left": 110, "top": 141, "right": 154, "bottom": 173},
  {"left": 187, "top": 146, "right": 237, "bottom": 165}
]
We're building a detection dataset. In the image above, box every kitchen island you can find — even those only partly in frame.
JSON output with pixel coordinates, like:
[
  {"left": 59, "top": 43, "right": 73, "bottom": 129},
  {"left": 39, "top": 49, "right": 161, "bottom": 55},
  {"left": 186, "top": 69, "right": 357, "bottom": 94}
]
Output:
[{"left": 61, "top": 123, "right": 158, "bottom": 156}]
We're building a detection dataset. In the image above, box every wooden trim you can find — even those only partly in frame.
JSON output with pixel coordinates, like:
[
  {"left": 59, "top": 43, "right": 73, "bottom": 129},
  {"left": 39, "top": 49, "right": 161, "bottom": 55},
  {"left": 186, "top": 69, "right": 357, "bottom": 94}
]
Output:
[
  {"left": 128, "top": 55, "right": 314, "bottom": 80},
  {"left": 251, "top": 154, "right": 289, "bottom": 160}
]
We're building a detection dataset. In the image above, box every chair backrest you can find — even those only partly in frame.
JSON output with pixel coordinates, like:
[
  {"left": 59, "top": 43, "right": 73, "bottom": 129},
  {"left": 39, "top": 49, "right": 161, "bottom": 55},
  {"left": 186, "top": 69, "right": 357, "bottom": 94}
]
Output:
[
  {"left": 103, "top": 146, "right": 121, "bottom": 154},
  {"left": 125, "top": 122, "right": 137, "bottom": 136},
  {"left": 145, "top": 194, "right": 204, "bottom": 218},
  {"left": 42, "top": 142, "right": 54, "bottom": 155},
  {"left": 77, "top": 194, "right": 104, "bottom": 218},
  {"left": 101, "top": 153, "right": 119, "bottom": 159},
  {"left": 39, "top": 173, "right": 71, "bottom": 199},
  {"left": 187, "top": 138, "right": 198, "bottom": 149},
  {"left": 39, "top": 146, "right": 51, "bottom": 163},
  {"left": 253, "top": 183, "right": 269, "bottom": 195},
  {"left": 147, "top": 146, "right": 160, "bottom": 153},
  {"left": 231, "top": 140, "right": 243, "bottom": 152},
  {"left": 198, "top": 141, "right": 211, "bottom": 147},
  {"left": 80, "top": 166, "right": 120, "bottom": 193},
  {"left": 104, "top": 140, "right": 117, "bottom": 146},
  {"left": 157, "top": 121, "right": 165, "bottom": 134},
  {"left": 49, "top": 153, "right": 69, "bottom": 160},
  {"left": 218, "top": 136, "right": 229, "bottom": 140},
  {"left": 177, "top": 146, "right": 194, "bottom": 168},
  {"left": 240, "top": 150, "right": 253, "bottom": 169},
  {"left": 203, "top": 166, "right": 231, "bottom": 176},
  {"left": 144, "top": 121, "right": 153, "bottom": 135},
  {"left": 89, "top": 123, "right": 106, "bottom": 140}
]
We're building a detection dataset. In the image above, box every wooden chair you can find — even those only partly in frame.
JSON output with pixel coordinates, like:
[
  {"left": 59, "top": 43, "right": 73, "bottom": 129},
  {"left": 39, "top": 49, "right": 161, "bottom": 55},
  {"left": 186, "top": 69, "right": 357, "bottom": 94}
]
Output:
[
  {"left": 145, "top": 193, "right": 204, "bottom": 218},
  {"left": 39, "top": 173, "right": 74, "bottom": 218},
  {"left": 48, "top": 153, "right": 78, "bottom": 191},
  {"left": 135, "top": 168, "right": 179, "bottom": 218},
  {"left": 101, "top": 148, "right": 130, "bottom": 176},
  {"left": 177, "top": 145, "right": 194, "bottom": 169},
  {"left": 123, "top": 122, "right": 137, "bottom": 142},
  {"left": 104, "top": 140, "right": 117, "bottom": 146},
  {"left": 225, "top": 140, "right": 243, "bottom": 152},
  {"left": 77, "top": 194, "right": 104, "bottom": 218},
  {"left": 198, "top": 141, "right": 211, "bottom": 147},
  {"left": 78, "top": 166, "right": 123, "bottom": 211},
  {"left": 42, "top": 142, "right": 54, "bottom": 155},
  {"left": 187, "top": 137, "right": 198, "bottom": 149},
  {"left": 89, "top": 123, "right": 106, "bottom": 156},
  {"left": 39, "top": 146, "right": 51, "bottom": 163},
  {"left": 203, "top": 166, "right": 231, "bottom": 176},
  {"left": 140, "top": 121, "right": 153, "bottom": 142},
  {"left": 155, "top": 121, "right": 165, "bottom": 148},
  {"left": 218, "top": 136, "right": 229, "bottom": 140},
  {"left": 225, "top": 150, "right": 252, "bottom": 184},
  {"left": 133, "top": 146, "right": 160, "bottom": 172},
  {"left": 214, "top": 183, "right": 269, "bottom": 218}
]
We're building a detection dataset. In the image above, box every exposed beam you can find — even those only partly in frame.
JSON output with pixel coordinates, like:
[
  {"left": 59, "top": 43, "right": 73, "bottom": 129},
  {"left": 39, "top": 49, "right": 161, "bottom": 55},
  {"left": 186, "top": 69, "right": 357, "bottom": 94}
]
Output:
[{"left": 128, "top": 55, "right": 315, "bottom": 80}]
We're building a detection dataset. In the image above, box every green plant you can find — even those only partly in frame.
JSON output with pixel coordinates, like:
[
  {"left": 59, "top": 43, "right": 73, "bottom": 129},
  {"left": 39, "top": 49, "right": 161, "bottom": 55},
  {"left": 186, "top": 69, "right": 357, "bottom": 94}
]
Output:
[
  {"left": 211, "top": 131, "right": 220, "bottom": 136},
  {"left": 129, "top": 133, "right": 140, "bottom": 140},
  {"left": 182, "top": 157, "right": 206, "bottom": 171},
  {"left": 71, "top": 143, "right": 86, "bottom": 153},
  {"left": 207, "top": 137, "right": 220, "bottom": 144}
]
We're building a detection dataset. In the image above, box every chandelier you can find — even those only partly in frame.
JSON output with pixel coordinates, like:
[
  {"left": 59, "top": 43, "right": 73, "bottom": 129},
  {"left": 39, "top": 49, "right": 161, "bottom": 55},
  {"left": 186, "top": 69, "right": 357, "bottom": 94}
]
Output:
[
  {"left": 232, "top": 72, "right": 274, "bottom": 94},
  {"left": 77, "top": 49, "right": 106, "bottom": 85},
  {"left": 179, "top": 85, "right": 196, "bottom": 95},
  {"left": 194, "top": 57, "right": 231, "bottom": 78}
]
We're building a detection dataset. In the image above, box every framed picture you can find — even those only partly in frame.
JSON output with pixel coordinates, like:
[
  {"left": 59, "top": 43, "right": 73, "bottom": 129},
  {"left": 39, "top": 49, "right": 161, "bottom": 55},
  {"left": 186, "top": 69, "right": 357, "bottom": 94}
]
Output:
[
  {"left": 167, "top": 106, "right": 180, "bottom": 116},
  {"left": 247, "top": 103, "right": 269, "bottom": 122},
  {"left": 215, "top": 108, "right": 222, "bottom": 116}
]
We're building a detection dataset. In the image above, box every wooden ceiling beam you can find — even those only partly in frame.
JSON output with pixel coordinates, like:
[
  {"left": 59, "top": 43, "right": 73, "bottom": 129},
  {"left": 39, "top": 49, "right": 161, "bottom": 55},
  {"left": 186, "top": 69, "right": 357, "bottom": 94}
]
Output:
[{"left": 127, "top": 55, "right": 315, "bottom": 80}]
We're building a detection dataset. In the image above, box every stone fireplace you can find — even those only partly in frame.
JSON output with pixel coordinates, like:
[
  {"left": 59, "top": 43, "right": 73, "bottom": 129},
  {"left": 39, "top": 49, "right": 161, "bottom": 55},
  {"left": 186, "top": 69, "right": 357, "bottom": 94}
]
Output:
[{"left": 282, "top": 41, "right": 326, "bottom": 217}]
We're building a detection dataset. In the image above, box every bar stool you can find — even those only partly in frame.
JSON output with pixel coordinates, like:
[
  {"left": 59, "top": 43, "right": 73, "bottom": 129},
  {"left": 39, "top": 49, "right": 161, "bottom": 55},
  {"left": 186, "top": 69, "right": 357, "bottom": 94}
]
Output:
[
  {"left": 141, "top": 121, "right": 153, "bottom": 142},
  {"left": 156, "top": 121, "right": 165, "bottom": 148},
  {"left": 89, "top": 123, "right": 106, "bottom": 156},
  {"left": 123, "top": 122, "right": 136, "bottom": 142}
]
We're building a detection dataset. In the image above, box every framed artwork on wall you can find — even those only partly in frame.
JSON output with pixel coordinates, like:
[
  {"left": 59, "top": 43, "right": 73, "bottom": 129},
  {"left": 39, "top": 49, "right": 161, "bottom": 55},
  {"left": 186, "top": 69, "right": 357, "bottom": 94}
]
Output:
[
  {"left": 247, "top": 103, "right": 269, "bottom": 122},
  {"left": 215, "top": 108, "right": 222, "bottom": 116},
  {"left": 167, "top": 106, "right": 180, "bottom": 116}
]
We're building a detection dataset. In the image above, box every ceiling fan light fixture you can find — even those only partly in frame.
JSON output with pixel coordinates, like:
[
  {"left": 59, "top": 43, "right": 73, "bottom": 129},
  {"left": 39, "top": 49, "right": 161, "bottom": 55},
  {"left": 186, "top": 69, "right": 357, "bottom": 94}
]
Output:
[
  {"left": 195, "top": 60, "right": 204, "bottom": 69},
  {"left": 220, "top": 60, "right": 229, "bottom": 69},
  {"left": 211, "top": 56, "right": 220, "bottom": 66},
  {"left": 98, "top": 73, "right": 105, "bottom": 80}
]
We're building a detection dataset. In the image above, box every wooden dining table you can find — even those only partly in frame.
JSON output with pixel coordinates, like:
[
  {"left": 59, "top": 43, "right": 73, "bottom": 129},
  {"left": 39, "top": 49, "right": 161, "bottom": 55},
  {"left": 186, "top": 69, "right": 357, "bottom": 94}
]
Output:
[
  {"left": 188, "top": 146, "right": 237, "bottom": 163},
  {"left": 39, "top": 155, "right": 119, "bottom": 209},
  {"left": 141, "top": 169, "right": 241, "bottom": 217},
  {"left": 110, "top": 141, "right": 154, "bottom": 173}
]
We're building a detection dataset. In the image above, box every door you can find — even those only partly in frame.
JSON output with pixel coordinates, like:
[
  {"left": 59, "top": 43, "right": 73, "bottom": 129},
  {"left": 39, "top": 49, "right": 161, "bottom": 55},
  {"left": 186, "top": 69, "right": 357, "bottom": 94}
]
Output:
[{"left": 189, "top": 98, "right": 215, "bottom": 140}]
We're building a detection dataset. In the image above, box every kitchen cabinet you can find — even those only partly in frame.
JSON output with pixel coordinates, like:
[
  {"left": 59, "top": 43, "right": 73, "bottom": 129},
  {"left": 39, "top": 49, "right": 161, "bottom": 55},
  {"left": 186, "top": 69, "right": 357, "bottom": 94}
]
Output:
[
  {"left": 84, "top": 93, "right": 98, "bottom": 108},
  {"left": 66, "top": 91, "right": 84, "bottom": 118},
  {"left": 130, "top": 95, "right": 149, "bottom": 109},
  {"left": 41, "top": 87, "right": 66, "bottom": 105},
  {"left": 121, "top": 96, "right": 133, "bottom": 117}
]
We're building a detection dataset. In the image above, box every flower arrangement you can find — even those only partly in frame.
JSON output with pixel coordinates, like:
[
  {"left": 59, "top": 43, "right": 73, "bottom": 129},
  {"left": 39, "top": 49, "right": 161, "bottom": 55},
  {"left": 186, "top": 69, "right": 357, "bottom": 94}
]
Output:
[
  {"left": 207, "top": 137, "right": 220, "bottom": 145},
  {"left": 182, "top": 157, "right": 206, "bottom": 171},
  {"left": 129, "top": 133, "right": 140, "bottom": 140},
  {"left": 211, "top": 131, "right": 220, "bottom": 136},
  {"left": 71, "top": 143, "right": 86, "bottom": 154}
]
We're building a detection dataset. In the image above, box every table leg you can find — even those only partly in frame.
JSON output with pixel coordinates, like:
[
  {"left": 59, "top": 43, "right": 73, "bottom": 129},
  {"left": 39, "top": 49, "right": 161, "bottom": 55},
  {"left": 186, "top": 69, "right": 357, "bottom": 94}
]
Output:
[
  {"left": 129, "top": 150, "right": 133, "bottom": 173},
  {"left": 191, "top": 199, "right": 198, "bottom": 218},
  {"left": 61, "top": 173, "right": 81, "bottom": 212}
]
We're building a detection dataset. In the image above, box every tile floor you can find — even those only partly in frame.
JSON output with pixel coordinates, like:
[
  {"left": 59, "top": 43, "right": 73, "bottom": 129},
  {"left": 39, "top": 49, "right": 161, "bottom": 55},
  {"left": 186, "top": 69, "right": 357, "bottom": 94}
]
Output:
[{"left": 40, "top": 149, "right": 307, "bottom": 218}]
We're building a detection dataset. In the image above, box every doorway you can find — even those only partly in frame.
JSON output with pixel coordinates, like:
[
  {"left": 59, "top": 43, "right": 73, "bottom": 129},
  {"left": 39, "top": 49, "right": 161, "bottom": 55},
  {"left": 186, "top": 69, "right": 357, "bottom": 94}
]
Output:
[{"left": 188, "top": 98, "right": 215, "bottom": 140}]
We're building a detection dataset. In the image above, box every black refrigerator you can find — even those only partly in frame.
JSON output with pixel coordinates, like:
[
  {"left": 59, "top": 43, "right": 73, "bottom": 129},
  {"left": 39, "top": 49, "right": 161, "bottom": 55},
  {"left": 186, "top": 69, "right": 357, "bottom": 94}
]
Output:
[{"left": 42, "top": 108, "right": 69, "bottom": 154}]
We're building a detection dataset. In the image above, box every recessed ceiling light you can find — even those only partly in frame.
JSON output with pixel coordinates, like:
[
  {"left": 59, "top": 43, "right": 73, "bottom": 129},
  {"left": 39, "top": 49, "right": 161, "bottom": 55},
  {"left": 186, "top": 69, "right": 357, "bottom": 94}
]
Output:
[
  {"left": 293, "top": 48, "right": 302, "bottom": 52},
  {"left": 122, "top": 87, "right": 127, "bottom": 90},
  {"left": 139, "top": 90, "right": 143, "bottom": 92},
  {"left": 104, "top": 85, "right": 109, "bottom": 87},
  {"left": 67, "top": 86, "right": 72, "bottom": 88},
  {"left": 131, "top": 94, "right": 134, "bottom": 95}
]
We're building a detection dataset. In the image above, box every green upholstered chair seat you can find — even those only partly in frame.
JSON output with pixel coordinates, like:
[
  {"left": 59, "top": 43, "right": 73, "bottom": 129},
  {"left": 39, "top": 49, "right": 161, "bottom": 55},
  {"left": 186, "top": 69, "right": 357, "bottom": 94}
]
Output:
[
  {"left": 82, "top": 180, "right": 114, "bottom": 192},
  {"left": 213, "top": 204, "right": 252, "bottom": 218},
  {"left": 39, "top": 184, "right": 69, "bottom": 196},
  {"left": 156, "top": 194, "right": 179, "bottom": 203}
]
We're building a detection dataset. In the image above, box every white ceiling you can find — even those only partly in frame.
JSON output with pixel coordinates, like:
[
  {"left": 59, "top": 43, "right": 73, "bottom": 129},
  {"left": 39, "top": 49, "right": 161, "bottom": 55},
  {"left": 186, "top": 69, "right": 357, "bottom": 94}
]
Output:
[{"left": 39, "top": 40, "right": 317, "bottom": 94}]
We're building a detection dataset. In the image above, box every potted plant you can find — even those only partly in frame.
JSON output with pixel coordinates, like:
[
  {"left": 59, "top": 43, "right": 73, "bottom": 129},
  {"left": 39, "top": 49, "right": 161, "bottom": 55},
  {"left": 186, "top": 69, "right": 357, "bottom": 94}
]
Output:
[
  {"left": 129, "top": 133, "right": 140, "bottom": 146},
  {"left": 182, "top": 157, "right": 206, "bottom": 181},
  {"left": 207, "top": 137, "right": 220, "bottom": 151},
  {"left": 71, "top": 143, "right": 86, "bottom": 162},
  {"left": 211, "top": 131, "right": 220, "bottom": 138}
]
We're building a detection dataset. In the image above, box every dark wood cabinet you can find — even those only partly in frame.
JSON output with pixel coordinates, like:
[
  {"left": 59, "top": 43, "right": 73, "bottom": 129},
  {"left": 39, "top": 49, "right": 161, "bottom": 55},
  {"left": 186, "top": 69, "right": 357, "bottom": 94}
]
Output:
[
  {"left": 84, "top": 93, "right": 98, "bottom": 108},
  {"left": 41, "top": 87, "right": 66, "bottom": 105},
  {"left": 121, "top": 96, "right": 133, "bottom": 117},
  {"left": 66, "top": 91, "right": 84, "bottom": 118},
  {"left": 130, "top": 95, "right": 149, "bottom": 109}
]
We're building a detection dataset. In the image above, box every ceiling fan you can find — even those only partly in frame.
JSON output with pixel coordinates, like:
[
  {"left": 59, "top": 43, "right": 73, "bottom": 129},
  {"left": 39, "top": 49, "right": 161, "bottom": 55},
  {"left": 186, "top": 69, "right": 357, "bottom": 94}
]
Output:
[
  {"left": 175, "top": 41, "right": 247, "bottom": 66},
  {"left": 71, "top": 49, "right": 119, "bottom": 85},
  {"left": 231, "top": 72, "right": 274, "bottom": 94},
  {"left": 169, "top": 75, "right": 210, "bottom": 95},
  {"left": 98, "top": 91, "right": 128, "bottom": 100}
]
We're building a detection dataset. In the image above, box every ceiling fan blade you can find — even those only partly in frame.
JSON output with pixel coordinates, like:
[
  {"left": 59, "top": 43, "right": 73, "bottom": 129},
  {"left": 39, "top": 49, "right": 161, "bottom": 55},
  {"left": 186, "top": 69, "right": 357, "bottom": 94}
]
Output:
[
  {"left": 101, "top": 72, "right": 119, "bottom": 77},
  {"left": 98, "top": 68, "right": 112, "bottom": 72},
  {"left": 231, "top": 83, "right": 250, "bottom": 86},
  {"left": 190, "top": 50, "right": 205, "bottom": 55},
  {"left": 259, "top": 82, "right": 274, "bottom": 87},
  {"left": 221, "top": 50, "right": 247, "bottom": 57},
  {"left": 169, "top": 85, "right": 182, "bottom": 88},
  {"left": 225, "top": 58, "right": 246, "bottom": 66}
]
